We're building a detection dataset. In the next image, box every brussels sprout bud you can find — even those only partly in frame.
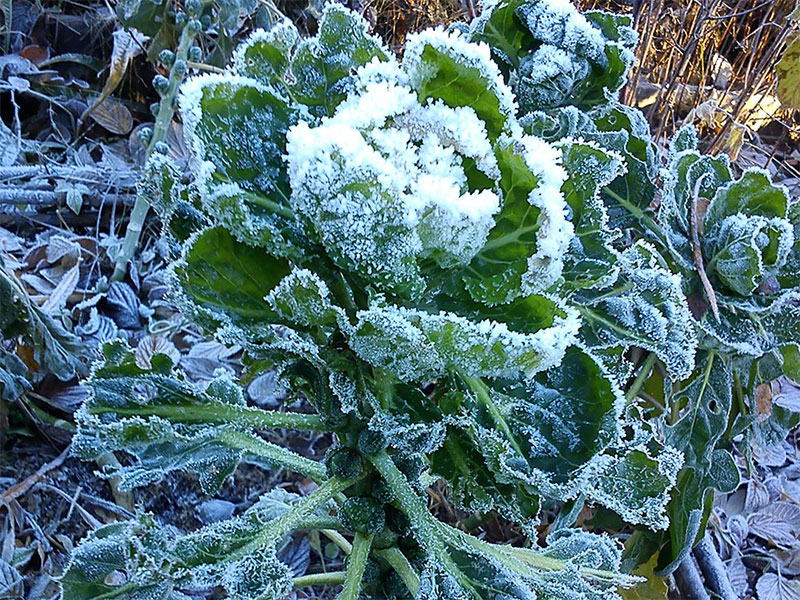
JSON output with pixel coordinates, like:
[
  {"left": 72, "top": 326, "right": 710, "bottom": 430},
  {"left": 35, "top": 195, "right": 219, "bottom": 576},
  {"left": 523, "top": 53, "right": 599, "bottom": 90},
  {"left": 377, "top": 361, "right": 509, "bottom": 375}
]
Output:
[
  {"left": 325, "top": 446, "right": 363, "bottom": 479},
  {"left": 372, "top": 478, "right": 395, "bottom": 504},
  {"left": 185, "top": 0, "right": 202, "bottom": 16},
  {"left": 153, "top": 141, "right": 169, "bottom": 155},
  {"left": 172, "top": 59, "right": 187, "bottom": 78},
  {"left": 199, "top": 14, "right": 211, "bottom": 29},
  {"left": 185, "top": 18, "right": 202, "bottom": 35},
  {"left": 158, "top": 49, "right": 175, "bottom": 66},
  {"left": 339, "top": 497, "right": 385, "bottom": 534},
  {"left": 188, "top": 46, "right": 203, "bottom": 62},
  {"left": 371, "top": 527, "right": 399, "bottom": 549},
  {"left": 174, "top": 10, "right": 188, "bottom": 26},
  {"left": 149, "top": 101, "right": 161, "bottom": 116},
  {"left": 357, "top": 428, "right": 386, "bottom": 456},
  {"left": 395, "top": 454, "right": 424, "bottom": 482},
  {"left": 385, "top": 505, "right": 411, "bottom": 535},
  {"left": 152, "top": 74, "right": 170, "bottom": 94}
]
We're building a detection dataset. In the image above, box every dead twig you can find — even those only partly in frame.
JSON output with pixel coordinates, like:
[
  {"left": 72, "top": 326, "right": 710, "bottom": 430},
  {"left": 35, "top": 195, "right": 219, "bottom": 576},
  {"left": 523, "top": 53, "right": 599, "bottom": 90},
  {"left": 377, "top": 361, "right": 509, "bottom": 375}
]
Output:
[
  {"left": 689, "top": 173, "right": 720, "bottom": 322},
  {"left": 0, "top": 445, "right": 71, "bottom": 505}
]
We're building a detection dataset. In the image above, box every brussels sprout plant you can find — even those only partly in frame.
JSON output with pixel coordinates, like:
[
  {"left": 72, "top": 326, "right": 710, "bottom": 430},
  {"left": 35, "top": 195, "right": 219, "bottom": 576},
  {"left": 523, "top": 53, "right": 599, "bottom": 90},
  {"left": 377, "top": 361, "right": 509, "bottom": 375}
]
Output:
[{"left": 63, "top": 1, "right": 800, "bottom": 598}]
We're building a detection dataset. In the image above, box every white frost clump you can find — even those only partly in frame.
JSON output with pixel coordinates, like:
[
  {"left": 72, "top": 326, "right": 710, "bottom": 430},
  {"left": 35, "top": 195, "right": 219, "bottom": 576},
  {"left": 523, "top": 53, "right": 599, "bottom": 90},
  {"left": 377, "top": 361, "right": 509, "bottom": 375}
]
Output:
[
  {"left": 509, "top": 133, "right": 573, "bottom": 294},
  {"left": 349, "top": 303, "right": 581, "bottom": 381},
  {"left": 286, "top": 72, "right": 504, "bottom": 292}
]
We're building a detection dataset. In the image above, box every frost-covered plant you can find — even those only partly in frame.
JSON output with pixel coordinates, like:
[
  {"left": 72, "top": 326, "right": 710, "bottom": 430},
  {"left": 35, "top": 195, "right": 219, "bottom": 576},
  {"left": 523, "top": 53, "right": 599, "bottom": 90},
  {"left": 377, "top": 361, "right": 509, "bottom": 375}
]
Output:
[{"left": 64, "top": 1, "right": 800, "bottom": 598}]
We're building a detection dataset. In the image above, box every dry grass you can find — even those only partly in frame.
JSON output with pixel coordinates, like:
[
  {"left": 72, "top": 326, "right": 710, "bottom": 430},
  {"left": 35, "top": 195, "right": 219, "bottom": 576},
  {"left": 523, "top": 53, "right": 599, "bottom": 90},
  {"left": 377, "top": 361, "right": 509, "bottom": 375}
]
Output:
[
  {"left": 359, "top": 0, "right": 471, "bottom": 51},
  {"left": 582, "top": 0, "right": 799, "bottom": 154}
]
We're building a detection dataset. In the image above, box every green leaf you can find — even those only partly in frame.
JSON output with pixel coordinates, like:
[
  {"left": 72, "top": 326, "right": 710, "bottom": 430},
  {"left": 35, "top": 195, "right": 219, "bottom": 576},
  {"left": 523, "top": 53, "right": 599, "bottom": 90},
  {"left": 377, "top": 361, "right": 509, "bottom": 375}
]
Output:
[
  {"left": 233, "top": 19, "right": 300, "bottom": 88},
  {"left": 73, "top": 342, "right": 326, "bottom": 493},
  {"left": 704, "top": 214, "right": 793, "bottom": 296},
  {"left": 349, "top": 298, "right": 578, "bottom": 382},
  {"left": 468, "top": 0, "right": 532, "bottom": 72},
  {"left": 61, "top": 516, "right": 175, "bottom": 600},
  {"left": 524, "top": 104, "right": 659, "bottom": 223},
  {"left": 660, "top": 135, "right": 734, "bottom": 270},
  {"left": 461, "top": 347, "right": 679, "bottom": 529},
  {"left": 64, "top": 484, "right": 346, "bottom": 600},
  {"left": 574, "top": 242, "right": 698, "bottom": 380},
  {"left": 459, "top": 135, "right": 570, "bottom": 304},
  {"left": 558, "top": 138, "right": 624, "bottom": 289},
  {"left": 403, "top": 28, "right": 514, "bottom": 140},
  {"left": 657, "top": 449, "right": 738, "bottom": 575},
  {"left": 658, "top": 352, "right": 740, "bottom": 573},
  {"left": 472, "top": 0, "right": 636, "bottom": 112},
  {"left": 290, "top": 4, "right": 389, "bottom": 116},
  {"left": 182, "top": 74, "right": 297, "bottom": 200},
  {"left": 430, "top": 429, "right": 540, "bottom": 528},
  {"left": 704, "top": 169, "right": 790, "bottom": 230},
  {"left": 175, "top": 226, "right": 290, "bottom": 327},
  {"left": 371, "top": 452, "right": 637, "bottom": 600}
]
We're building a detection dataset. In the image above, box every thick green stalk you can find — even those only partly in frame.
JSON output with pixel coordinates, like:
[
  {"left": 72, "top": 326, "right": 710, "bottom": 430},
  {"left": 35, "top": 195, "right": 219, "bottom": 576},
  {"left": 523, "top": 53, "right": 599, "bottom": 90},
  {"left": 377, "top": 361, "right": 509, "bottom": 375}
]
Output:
[
  {"left": 111, "top": 22, "right": 198, "bottom": 282},
  {"left": 217, "top": 429, "right": 328, "bottom": 482},
  {"left": 339, "top": 532, "right": 374, "bottom": 600},
  {"left": 371, "top": 452, "right": 636, "bottom": 588},
  {"left": 88, "top": 401, "right": 326, "bottom": 430},
  {"left": 375, "top": 547, "right": 420, "bottom": 596},
  {"left": 322, "top": 529, "right": 353, "bottom": 554},
  {"left": 294, "top": 572, "right": 346, "bottom": 588},
  {"left": 228, "top": 476, "right": 355, "bottom": 561}
]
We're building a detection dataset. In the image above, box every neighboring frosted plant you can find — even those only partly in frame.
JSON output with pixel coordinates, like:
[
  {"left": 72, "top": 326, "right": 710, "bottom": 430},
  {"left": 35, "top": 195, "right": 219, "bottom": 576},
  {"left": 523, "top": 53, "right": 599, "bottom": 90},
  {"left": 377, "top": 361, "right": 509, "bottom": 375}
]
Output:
[{"left": 64, "top": 0, "right": 800, "bottom": 598}]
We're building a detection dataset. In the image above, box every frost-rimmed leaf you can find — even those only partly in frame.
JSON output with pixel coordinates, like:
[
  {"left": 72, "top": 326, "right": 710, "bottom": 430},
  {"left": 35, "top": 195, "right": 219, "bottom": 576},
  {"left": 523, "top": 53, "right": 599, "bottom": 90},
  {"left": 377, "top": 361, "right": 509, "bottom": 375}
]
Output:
[
  {"left": 288, "top": 4, "right": 390, "bottom": 115},
  {"left": 64, "top": 485, "right": 344, "bottom": 600},
  {"left": 557, "top": 137, "right": 624, "bottom": 289},
  {"left": 172, "top": 226, "right": 290, "bottom": 329},
  {"left": 458, "top": 132, "right": 572, "bottom": 304},
  {"left": 348, "top": 298, "right": 580, "bottom": 382},
  {"left": 658, "top": 351, "right": 740, "bottom": 573},
  {"left": 61, "top": 516, "right": 176, "bottom": 600},
  {"left": 524, "top": 103, "right": 659, "bottom": 224},
  {"left": 180, "top": 74, "right": 303, "bottom": 249},
  {"left": 574, "top": 241, "right": 698, "bottom": 380},
  {"left": 470, "top": 0, "right": 636, "bottom": 112},
  {"left": 451, "top": 347, "right": 680, "bottom": 529},
  {"left": 402, "top": 27, "right": 517, "bottom": 140},
  {"left": 700, "top": 169, "right": 794, "bottom": 297},
  {"left": 73, "top": 342, "right": 326, "bottom": 493}
]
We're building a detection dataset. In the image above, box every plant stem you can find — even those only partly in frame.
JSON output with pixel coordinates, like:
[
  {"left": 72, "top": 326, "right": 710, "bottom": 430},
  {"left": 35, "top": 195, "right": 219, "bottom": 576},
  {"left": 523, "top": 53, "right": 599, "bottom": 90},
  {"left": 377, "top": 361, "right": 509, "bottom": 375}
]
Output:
[
  {"left": 322, "top": 529, "right": 353, "bottom": 554},
  {"left": 461, "top": 375, "right": 526, "bottom": 458},
  {"left": 293, "top": 571, "right": 346, "bottom": 589},
  {"left": 375, "top": 547, "right": 420, "bottom": 596},
  {"left": 111, "top": 23, "right": 197, "bottom": 282},
  {"left": 625, "top": 353, "right": 658, "bottom": 403},
  {"left": 89, "top": 402, "right": 326, "bottom": 431},
  {"left": 339, "top": 532, "right": 374, "bottom": 600},
  {"left": 217, "top": 429, "right": 328, "bottom": 481},
  {"left": 230, "top": 476, "right": 355, "bottom": 561},
  {"left": 371, "top": 452, "right": 636, "bottom": 587}
]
